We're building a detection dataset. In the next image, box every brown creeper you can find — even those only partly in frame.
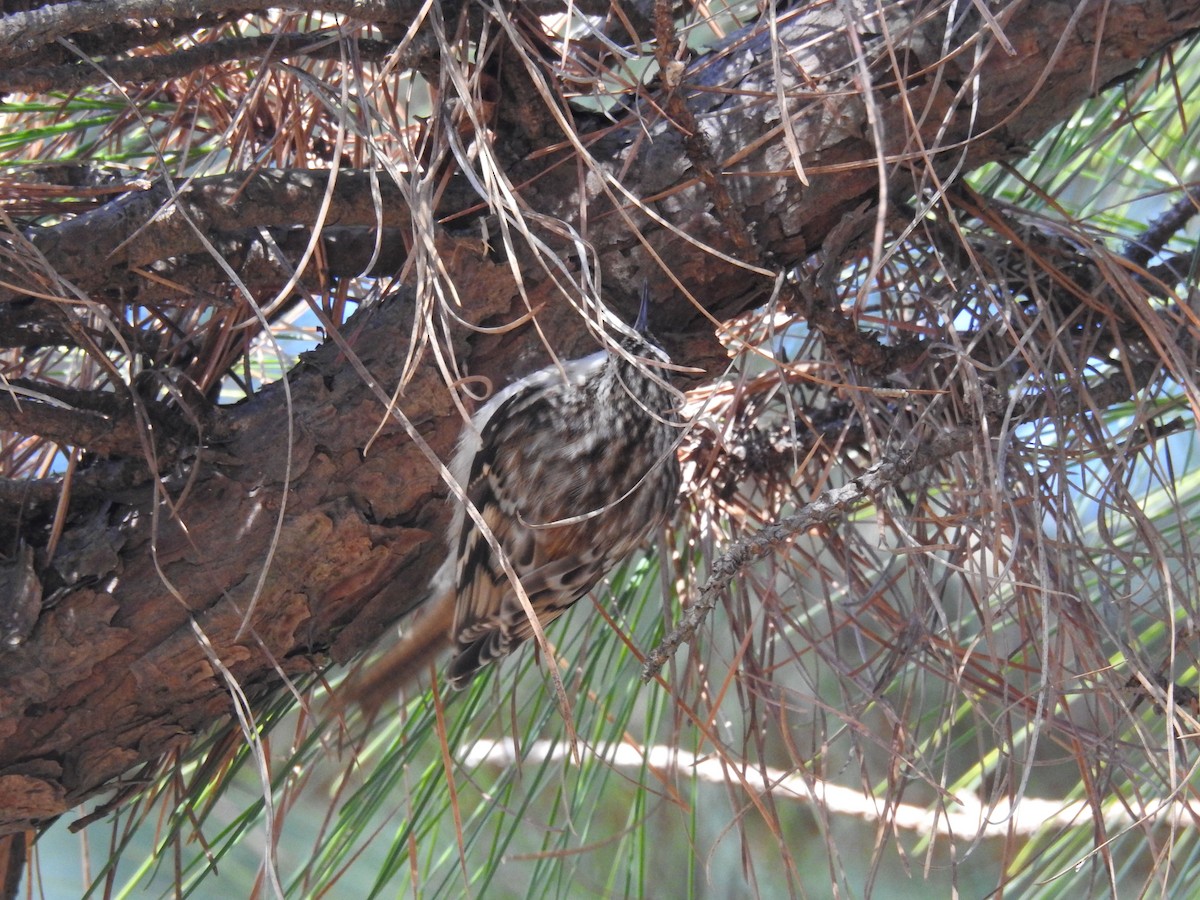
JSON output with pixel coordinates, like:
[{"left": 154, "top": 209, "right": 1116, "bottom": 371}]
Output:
[{"left": 345, "top": 290, "right": 681, "bottom": 708}]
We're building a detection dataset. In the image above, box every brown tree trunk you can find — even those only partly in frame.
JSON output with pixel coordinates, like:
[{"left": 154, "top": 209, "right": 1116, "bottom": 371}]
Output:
[{"left": 0, "top": 0, "right": 1195, "bottom": 834}]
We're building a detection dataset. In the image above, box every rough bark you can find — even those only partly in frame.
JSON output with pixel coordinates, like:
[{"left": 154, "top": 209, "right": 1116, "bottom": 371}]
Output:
[{"left": 0, "top": 0, "right": 1196, "bottom": 834}]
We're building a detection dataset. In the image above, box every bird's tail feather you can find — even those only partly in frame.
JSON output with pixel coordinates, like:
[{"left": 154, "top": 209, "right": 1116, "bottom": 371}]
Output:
[{"left": 337, "top": 587, "right": 456, "bottom": 720}]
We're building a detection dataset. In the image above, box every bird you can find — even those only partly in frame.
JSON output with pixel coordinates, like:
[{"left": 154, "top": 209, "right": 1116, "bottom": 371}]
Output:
[{"left": 342, "top": 288, "right": 681, "bottom": 713}]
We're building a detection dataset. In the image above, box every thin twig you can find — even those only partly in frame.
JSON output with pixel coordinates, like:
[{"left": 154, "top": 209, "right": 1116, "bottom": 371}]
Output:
[{"left": 641, "top": 424, "right": 976, "bottom": 680}]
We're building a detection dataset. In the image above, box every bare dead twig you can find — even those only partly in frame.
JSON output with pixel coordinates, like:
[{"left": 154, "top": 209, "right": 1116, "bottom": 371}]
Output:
[{"left": 642, "top": 423, "right": 976, "bottom": 680}]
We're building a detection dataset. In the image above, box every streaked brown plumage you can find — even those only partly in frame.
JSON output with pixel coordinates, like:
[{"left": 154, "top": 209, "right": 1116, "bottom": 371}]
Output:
[{"left": 344, "top": 291, "right": 680, "bottom": 711}]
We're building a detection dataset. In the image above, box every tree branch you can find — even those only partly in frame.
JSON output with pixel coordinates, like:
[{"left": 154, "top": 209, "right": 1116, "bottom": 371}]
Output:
[
  {"left": 1, "top": 0, "right": 1198, "bottom": 836},
  {"left": 0, "top": 388, "right": 161, "bottom": 459},
  {"left": 0, "top": 0, "right": 418, "bottom": 59},
  {"left": 642, "top": 424, "right": 977, "bottom": 680},
  {"left": 0, "top": 34, "right": 397, "bottom": 94}
]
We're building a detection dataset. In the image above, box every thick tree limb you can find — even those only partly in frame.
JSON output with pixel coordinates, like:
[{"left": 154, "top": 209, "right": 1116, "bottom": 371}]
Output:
[{"left": 0, "top": 0, "right": 1198, "bottom": 836}]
